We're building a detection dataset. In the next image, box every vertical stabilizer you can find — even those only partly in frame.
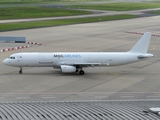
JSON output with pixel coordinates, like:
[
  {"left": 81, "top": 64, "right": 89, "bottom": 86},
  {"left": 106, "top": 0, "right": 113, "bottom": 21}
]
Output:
[{"left": 129, "top": 32, "right": 151, "bottom": 53}]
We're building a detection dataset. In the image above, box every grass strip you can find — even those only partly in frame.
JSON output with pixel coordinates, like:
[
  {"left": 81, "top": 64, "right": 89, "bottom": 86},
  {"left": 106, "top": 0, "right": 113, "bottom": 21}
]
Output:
[
  {"left": 68, "top": 2, "right": 160, "bottom": 11},
  {"left": 0, "top": 7, "right": 91, "bottom": 20},
  {"left": 0, "top": 14, "right": 137, "bottom": 32},
  {"left": 149, "top": 10, "right": 160, "bottom": 14}
]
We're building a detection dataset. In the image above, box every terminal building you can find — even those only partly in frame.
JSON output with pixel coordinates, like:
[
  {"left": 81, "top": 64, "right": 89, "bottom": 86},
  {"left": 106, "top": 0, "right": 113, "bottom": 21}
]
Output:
[{"left": 0, "top": 36, "right": 26, "bottom": 43}]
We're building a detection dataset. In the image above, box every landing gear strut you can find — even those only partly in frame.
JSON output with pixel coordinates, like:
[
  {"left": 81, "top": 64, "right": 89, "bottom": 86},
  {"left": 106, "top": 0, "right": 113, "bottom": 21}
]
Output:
[
  {"left": 19, "top": 67, "right": 22, "bottom": 74},
  {"left": 79, "top": 70, "right": 85, "bottom": 75}
]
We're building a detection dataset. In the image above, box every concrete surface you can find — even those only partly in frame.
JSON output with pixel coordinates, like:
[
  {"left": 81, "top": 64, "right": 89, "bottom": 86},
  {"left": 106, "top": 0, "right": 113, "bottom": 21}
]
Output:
[{"left": 0, "top": 16, "right": 160, "bottom": 102}]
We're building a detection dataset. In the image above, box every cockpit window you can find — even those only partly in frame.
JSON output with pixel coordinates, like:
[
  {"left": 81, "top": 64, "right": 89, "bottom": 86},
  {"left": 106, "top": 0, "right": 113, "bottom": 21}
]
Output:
[{"left": 8, "top": 57, "right": 15, "bottom": 59}]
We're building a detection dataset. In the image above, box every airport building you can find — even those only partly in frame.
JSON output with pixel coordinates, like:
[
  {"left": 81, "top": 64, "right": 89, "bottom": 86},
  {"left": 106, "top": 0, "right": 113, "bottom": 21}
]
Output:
[{"left": 0, "top": 100, "right": 159, "bottom": 120}]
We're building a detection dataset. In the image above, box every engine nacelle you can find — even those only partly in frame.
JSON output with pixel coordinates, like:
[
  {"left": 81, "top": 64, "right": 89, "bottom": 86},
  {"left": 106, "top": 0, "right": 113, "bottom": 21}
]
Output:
[{"left": 60, "top": 65, "right": 76, "bottom": 73}]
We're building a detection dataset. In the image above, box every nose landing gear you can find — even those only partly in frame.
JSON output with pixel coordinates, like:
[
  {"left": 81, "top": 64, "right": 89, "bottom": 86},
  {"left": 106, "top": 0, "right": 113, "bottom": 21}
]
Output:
[{"left": 19, "top": 67, "right": 22, "bottom": 74}]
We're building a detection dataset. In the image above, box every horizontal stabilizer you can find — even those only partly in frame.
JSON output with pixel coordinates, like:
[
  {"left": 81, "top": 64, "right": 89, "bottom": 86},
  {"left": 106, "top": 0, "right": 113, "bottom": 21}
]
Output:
[{"left": 137, "top": 54, "right": 154, "bottom": 60}]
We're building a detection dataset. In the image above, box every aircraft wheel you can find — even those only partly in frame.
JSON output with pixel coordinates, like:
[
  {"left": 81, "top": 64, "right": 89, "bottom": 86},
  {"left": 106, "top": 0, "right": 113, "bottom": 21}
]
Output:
[
  {"left": 76, "top": 69, "right": 79, "bottom": 72},
  {"left": 79, "top": 70, "right": 85, "bottom": 75},
  {"left": 19, "top": 70, "right": 22, "bottom": 74}
]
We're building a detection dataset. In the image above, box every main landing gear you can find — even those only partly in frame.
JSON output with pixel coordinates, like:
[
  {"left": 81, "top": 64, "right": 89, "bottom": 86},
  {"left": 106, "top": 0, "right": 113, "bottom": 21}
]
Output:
[
  {"left": 79, "top": 70, "right": 85, "bottom": 75},
  {"left": 19, "top": 67, "right": 22, "bottom": 74},
  {"left": 76, "top": 66, "right": 85, "bottom": 75}
]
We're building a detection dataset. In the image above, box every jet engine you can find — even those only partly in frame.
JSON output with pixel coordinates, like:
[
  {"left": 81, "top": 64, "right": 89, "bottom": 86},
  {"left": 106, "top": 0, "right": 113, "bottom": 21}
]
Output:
[{"left": 60, "top": 65, "right": 76, "bottom": 73}]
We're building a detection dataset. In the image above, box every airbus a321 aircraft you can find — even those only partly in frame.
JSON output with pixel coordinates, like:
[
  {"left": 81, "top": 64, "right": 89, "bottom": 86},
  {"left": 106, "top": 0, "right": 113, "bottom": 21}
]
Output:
[{"left": 3, "top": 32, "right": 153, "bottom": 75}]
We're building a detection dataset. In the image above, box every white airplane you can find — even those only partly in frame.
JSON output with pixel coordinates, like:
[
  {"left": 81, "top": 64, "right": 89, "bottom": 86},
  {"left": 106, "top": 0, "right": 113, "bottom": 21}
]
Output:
[{"left": 3, "top": 32, "right": 153, "bottom": 75}]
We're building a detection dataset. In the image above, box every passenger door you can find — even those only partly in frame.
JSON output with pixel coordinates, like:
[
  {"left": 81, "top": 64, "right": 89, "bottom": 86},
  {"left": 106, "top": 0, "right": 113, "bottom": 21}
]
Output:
[{"left": 17, "top": 56, "right": 20, "bottom": 62}]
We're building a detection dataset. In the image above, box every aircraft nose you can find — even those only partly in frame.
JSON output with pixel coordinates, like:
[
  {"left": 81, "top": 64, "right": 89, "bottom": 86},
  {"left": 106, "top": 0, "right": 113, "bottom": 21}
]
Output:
[{"left": 3, "top": 59, "right": 8, "bottom": 65}]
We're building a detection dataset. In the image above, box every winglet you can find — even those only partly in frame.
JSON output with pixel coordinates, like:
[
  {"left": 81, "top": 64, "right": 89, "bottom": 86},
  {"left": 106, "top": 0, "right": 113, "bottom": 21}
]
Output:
[{"left": 129, "top": 32, "right": 151, "bottom": 53}]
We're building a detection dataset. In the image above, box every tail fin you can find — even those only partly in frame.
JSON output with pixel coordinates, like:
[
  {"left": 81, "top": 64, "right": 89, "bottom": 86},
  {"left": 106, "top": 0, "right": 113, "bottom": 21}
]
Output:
[{"left": 129, "top": 32, "right": 151, "bottom": 53}]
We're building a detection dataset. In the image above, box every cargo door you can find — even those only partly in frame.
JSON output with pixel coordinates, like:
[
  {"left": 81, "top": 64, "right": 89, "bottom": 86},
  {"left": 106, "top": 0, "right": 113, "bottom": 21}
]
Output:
[{"left": 39, "top": 53, "right": 53, "bottom": 64}]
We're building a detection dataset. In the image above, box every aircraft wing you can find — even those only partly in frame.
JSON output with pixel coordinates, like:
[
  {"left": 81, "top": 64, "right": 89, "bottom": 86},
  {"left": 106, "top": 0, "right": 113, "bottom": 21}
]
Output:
[{"left": 63, "top": 62, "right": 109, "bottom": 67}]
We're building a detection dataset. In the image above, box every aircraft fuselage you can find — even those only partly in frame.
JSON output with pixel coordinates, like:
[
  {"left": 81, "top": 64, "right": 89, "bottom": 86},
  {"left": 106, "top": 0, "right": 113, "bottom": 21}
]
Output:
[{"left": 3, "top": 52, "right": 153, "bottom": 68}]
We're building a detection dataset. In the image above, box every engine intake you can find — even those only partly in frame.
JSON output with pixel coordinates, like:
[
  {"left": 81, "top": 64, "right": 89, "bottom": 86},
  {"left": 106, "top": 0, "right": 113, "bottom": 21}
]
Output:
[{"left": 60, "top": 65, "right": 76, "bottom": 73}]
